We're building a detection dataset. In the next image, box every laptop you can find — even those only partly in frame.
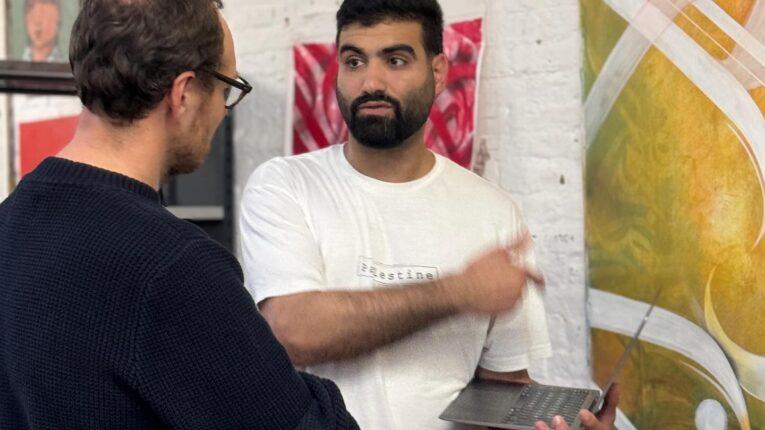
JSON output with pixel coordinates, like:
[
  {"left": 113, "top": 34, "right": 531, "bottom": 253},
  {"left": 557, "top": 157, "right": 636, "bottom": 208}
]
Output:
[{"left": 440, "top": 289, "right": 660, "bottom": 429}]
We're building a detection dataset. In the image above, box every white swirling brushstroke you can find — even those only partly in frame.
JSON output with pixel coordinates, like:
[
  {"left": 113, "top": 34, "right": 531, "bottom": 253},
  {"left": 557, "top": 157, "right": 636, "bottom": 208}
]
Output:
[
  {"left": 594, "top": 0, "right": 765, "bottom": 246},
  {"left": 589, "top": 289, "right": 750, "bottom": 429}
]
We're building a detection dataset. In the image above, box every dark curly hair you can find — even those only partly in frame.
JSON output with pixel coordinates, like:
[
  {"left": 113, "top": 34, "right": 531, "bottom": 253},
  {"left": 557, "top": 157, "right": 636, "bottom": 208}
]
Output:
[
  {"left": 70, "top": 0, "right": 224, "bottom": 124},
  {"left": 336, "top": 0, "right": 444, "bottom": 57}
]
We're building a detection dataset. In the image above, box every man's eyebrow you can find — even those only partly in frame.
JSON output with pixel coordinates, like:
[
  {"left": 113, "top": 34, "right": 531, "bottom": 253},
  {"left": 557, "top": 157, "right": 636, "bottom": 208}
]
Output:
[
  {"left": 339, "top": 44, "right": 365, "bottom": 56},
  {"left": 380, "top": 44, "right": 416, "bottom": 57}
]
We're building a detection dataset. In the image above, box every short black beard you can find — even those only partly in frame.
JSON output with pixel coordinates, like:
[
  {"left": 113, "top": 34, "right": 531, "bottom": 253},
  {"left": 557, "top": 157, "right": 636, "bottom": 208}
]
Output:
[{"left": 337, "top": 82, "right": 434, "bottom": 150}]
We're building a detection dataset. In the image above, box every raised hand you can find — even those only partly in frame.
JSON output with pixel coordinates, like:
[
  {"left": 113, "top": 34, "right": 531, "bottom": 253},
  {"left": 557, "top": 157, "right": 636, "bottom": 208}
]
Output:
[{"left": 443, "top": 231, "right": 544, "bottom": 315}]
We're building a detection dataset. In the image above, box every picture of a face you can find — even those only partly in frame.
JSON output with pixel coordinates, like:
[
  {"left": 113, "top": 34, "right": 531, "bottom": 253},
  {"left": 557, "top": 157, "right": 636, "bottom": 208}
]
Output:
[{"left": 24, "top": 0, "right": 60, "bottom": 61}]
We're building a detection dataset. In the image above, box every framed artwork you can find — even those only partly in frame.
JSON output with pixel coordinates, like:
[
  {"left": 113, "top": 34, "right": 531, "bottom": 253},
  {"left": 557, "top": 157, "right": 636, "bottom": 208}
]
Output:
[
  {"left": 4, "top": 1, "right": 81, "bottom": 184},
  {"left": 7, "top": 0, "right": 79, "bottom": 63}
]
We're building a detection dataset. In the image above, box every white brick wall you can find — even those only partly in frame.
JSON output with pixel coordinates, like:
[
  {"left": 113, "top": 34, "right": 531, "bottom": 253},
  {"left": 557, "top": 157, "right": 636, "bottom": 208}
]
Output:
[
  {"left": 478, "top": 1, "right": 589, "bottom": 386},
  {"left": 226, "top": 0, "right": 590, "bottom": 387}
]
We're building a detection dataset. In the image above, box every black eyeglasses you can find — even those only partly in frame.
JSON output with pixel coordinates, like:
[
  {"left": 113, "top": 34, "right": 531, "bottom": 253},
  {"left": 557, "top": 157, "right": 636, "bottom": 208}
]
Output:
[{"left": 206, "top": 70, "right": 252, "bottom": 109}]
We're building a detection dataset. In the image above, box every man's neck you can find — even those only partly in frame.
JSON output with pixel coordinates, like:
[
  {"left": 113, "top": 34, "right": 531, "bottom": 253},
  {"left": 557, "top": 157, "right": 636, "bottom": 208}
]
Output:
[
  {"left": 344, "top": 131, "right": 435, "bottom": 183},
  {"left": 57, "top": 110, "right": 167, "bottom": 190},
  {"left": 32, "top": 44, "right": 55, "bottom": 62}
]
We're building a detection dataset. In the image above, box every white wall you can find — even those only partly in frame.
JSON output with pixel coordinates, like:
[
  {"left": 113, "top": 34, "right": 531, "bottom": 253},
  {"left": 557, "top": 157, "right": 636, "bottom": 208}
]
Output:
[
  {"left": 479, "top": 1, "right": 589, "bottom": 386},
  {"left": 223, "top": 0, "right": 589, "bottom": 386},
  {"left": 0, "top": 4, "right": 8, "bottom": 199}
]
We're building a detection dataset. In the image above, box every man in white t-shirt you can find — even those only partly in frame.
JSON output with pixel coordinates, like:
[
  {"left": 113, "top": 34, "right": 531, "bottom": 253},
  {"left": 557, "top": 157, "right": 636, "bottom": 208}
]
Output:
[{"left": 240, "top": 1, "right": 618, "bottom": 429}]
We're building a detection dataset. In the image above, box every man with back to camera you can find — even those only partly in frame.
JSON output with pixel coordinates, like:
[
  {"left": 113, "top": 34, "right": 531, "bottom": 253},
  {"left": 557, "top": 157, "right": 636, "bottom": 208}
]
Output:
[
  {"left": 239, "top": 0, "right": 618, "bottom": 429},
  {"left": 0, "top": 0, "right": 359, "bottom": 428}
]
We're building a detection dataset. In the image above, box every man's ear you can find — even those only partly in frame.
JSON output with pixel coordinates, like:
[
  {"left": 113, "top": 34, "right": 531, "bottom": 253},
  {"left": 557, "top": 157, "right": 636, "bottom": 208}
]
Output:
[
  {"left": 432, "top": 53, "right": 449, "bottom": 96},
  {"left": 167, "top": 71, "right": 198, "bottom": 119}
]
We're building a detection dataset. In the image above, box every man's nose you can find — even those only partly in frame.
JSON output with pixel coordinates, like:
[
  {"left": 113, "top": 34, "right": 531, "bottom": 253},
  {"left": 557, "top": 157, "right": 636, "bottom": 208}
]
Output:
[{"left": 360, "top": 61, "right": 388, "bottom": 95}]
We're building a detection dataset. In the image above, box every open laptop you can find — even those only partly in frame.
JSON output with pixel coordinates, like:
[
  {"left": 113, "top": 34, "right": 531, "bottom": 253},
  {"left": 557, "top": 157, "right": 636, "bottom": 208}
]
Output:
[{"left": 440, "top": 289, "right": 660, "bottom": 429}]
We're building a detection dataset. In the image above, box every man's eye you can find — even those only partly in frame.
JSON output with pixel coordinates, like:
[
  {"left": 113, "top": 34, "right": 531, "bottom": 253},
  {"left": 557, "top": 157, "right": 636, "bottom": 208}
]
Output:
[
  {"left": 389, "top": 57, "right": 407, "bottom": 67},
  {"left": 346, "top": 58, "right": 364, "bottom": 69}
]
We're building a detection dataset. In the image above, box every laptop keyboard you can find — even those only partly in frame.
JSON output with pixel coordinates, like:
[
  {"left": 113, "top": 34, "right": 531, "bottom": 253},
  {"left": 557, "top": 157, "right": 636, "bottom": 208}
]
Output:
[{"left": 501, "top": 385, "right": 590, "bottom": 426}]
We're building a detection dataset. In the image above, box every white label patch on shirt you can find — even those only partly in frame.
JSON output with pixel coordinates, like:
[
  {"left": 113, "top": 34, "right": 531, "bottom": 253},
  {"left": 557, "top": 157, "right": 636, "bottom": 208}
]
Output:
[{"left": 357, "top": 257, "right": 440, "bottom": 285}]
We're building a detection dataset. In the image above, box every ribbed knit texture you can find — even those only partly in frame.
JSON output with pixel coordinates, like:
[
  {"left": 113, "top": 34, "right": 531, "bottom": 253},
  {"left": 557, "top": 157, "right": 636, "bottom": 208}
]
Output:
[{"left": 0, "top": 157, "right": 358, "bottom": 430}]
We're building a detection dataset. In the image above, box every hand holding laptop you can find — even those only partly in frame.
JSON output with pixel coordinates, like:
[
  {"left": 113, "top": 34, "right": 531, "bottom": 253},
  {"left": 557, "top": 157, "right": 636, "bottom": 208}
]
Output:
[
  {"left": 441, "top": 284, "right": 651, "bottom": 430},
  {"left": 534, "top": 384, "right": 620, "bottom": 430}
]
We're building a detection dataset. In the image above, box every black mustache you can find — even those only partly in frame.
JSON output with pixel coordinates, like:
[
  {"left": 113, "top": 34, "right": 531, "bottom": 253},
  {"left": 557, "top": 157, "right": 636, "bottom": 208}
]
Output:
[{"left": 351, "top": 93, "right": 401, "bottom": 115}]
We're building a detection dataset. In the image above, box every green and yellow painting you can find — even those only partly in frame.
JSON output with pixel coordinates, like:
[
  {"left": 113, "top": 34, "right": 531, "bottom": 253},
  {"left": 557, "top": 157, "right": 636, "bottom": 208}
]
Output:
[{"left": 583, "top": 0, "right": 765, "bottom": 428}]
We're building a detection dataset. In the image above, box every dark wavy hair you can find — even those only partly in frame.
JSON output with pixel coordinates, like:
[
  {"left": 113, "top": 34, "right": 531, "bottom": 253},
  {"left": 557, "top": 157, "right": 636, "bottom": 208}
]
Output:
[
  {"left": 69, "top": 0, "right": 224, "bottom": 124},
  {"left": 25, "top": 0, "right": 60, "bottom": 14},
  {"left": 336, "top": 0, "right": 444, "bottom": 57}
]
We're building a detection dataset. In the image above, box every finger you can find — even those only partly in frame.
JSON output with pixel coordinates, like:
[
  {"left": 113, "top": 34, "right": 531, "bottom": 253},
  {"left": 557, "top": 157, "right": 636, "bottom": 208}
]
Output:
[
  {"left": 508, "top": 249, "right": 523, "bottom": 266},
  {"left": 579, "top": 410, "right": 599, "bottom": 427},
  {"left": 597, "top": 383, "right": 620, "bottom": 421},
  {"left": 506, "top": 231, "right": 545, "bottom": 287},
  {"left": 534, "top": 421, "right": 550, "bottom": 430},
  {"left": 508, "top": 230, "right": 533, "bottom": 254},
  {"left": 552, "top": 415, "right": 570, "bottom": 430},
  {"left": 607, "top": 383, "right": 621, "bottom": 406},
  {"left": 526, "top": 266, "right": 546, "bottom": 289}
]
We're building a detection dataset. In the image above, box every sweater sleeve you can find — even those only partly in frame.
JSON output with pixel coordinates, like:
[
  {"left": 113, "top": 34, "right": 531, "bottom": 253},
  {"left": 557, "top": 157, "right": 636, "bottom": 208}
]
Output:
[
  {"left": 129, "top": 238, "right": 358, "bottom": 430},
  {"left": 295, "top": 372, "right": 359, "bottom": 429}
]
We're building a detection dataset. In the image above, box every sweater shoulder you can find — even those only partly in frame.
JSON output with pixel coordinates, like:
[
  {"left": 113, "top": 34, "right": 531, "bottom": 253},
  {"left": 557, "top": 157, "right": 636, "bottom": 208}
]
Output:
[{"left": 16, "top": 179, "right": 227, "bottom": 276}]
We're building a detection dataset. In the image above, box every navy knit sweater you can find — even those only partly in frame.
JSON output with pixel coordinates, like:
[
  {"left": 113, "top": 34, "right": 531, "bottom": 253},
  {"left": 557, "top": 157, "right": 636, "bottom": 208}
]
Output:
[{"left": 0, "top": 158, "right": 358, "bottom": 430}]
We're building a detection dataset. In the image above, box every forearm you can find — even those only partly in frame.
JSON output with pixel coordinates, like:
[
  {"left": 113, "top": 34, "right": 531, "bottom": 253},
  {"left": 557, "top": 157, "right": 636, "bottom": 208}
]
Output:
[
  {"left": 262, "top": 279, "right": 461, "bottom": 366},
  {"left": 262, "top": 240, "right": 538, "bottom": 366},
  {"left": 476, "top": 367, "right": 532, "bottom": 384}
]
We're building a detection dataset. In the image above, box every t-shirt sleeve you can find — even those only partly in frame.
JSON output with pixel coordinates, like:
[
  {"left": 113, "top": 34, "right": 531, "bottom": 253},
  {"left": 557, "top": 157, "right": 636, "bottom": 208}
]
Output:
[
  {"left": 130, "top": 239, "right": 358, "bottom": 430},
  {"left": 478, "top": 206, "right": 552, "bottom": 372},
  {"left": 239, "top": 160, "right": 325, "bottom": 304}
]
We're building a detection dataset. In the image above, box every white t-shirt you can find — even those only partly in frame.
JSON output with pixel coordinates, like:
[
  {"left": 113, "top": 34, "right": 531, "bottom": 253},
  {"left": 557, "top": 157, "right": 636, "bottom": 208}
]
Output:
[{"left": 240, "top": 144, "right": 551, "bottom": 430}]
